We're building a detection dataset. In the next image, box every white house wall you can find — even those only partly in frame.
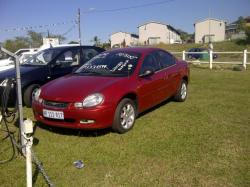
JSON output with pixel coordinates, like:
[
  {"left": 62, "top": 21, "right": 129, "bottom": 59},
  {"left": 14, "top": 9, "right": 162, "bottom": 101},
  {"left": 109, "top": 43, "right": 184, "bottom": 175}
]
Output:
[
  {"left": 110, "top": 32, "right": 138, "bottom": 47},
  {"left": 139, "top": 22, "right": 181, "bottom": 45},
  {"left": 195, "top": 19, "right": 225, "bottom": 43}
]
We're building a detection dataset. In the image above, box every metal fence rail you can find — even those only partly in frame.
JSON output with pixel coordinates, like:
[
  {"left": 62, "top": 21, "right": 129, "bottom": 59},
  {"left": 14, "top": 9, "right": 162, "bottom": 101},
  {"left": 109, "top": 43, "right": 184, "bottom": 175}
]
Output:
[{"left": 171, "top": 49, "right": 249, "bottom": 69}]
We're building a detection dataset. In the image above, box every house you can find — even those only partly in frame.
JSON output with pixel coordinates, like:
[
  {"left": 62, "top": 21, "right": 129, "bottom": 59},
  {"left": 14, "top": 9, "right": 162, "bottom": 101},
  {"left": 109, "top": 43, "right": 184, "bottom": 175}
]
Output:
[
  {"left": 110, "top": 32, "right": 139, "bottom": 48},
  {"left": 226, "top": 23, "right": 246, "bottom": 40},
  {"left": 138, "top": 21, "right": 181, "bottom": 45},
  {"left": 194, "top": 18, "right": 226, "bottom": 43},
  {"left": 226, "top": 16, "right": 250, "bottom": 40}
]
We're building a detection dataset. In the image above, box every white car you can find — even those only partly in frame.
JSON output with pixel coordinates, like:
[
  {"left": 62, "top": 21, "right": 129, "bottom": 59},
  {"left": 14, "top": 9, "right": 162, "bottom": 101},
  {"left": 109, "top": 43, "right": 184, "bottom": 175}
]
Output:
[{"left": 0, "top": 48, "right": 38, "bottom": 72}]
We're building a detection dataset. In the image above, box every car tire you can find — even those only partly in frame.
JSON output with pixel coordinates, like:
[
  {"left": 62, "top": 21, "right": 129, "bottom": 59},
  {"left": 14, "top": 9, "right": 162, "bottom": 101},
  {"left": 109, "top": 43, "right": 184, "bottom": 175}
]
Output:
[
  {"left": 112, "top": 98, "right": 136, "bottom": 134},
  {"left": 24, "top": 84, "right": 40, "bottom": 107},
  {"left": 174, "top": 80, "right": 188, "bottom": 102}
]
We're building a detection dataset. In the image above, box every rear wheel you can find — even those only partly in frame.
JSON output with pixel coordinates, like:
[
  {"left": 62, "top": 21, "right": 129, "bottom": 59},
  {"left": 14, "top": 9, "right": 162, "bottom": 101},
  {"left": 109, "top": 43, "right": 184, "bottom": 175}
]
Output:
[
  {"left": 112, "top": 98, "right": 136, "bottom": 134},
  {"left": 174, "top": 80, "right": 187, "bottom": 102},
  {"left": 23, "top": 84, "right": 40, "bottom": 107}
]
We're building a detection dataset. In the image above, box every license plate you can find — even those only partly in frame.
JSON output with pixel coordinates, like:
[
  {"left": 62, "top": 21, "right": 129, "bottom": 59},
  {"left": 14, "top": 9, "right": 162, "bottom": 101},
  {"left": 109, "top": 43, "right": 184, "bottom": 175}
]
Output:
[{"left": 43, "top": 109, "right": 64, "bottom": 120}]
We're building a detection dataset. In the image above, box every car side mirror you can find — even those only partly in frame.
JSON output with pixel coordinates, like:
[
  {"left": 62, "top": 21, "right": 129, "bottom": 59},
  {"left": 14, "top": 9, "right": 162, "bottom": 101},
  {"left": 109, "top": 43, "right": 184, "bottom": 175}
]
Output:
[{"left": 139, "top": 69, "right": 154, "bottom": 77}]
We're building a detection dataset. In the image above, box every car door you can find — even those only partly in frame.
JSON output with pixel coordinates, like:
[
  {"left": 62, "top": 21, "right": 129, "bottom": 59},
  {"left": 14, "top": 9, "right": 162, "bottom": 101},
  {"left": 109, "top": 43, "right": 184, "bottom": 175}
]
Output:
[
  {"left": 137, "top": 53, "right": 165, "bottom": 112},
  {"left": 157, "top": 50, "right": 180, "bottom": 98},
  {"left": 50, "top": 48, "right": 81, "bottom": 79}
]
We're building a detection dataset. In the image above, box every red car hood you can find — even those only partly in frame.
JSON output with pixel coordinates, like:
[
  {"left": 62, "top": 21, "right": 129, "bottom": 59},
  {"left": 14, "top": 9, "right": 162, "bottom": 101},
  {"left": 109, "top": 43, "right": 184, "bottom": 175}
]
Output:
[{"left": 41, "top": 75, "right": 123, "bottom": 102}]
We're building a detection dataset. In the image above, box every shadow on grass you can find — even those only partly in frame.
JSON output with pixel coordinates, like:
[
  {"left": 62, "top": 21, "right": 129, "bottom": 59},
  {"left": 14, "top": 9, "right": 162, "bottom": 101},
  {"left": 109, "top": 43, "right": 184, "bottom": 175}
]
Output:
[
  {"left": 32, "top": 98, "right": 174, "bottom": 137},
  {"left": 36, "top": 121, "right": 111, "bottom": 137},
  {"left": 138, "top": 97, "right": 172, "bottom": 118}
]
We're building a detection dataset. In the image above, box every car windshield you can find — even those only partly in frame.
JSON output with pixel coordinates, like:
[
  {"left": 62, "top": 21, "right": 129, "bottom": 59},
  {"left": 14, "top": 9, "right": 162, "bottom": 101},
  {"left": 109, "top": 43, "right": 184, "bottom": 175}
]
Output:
[
  {"left": 75, "top": 51, "right": 141, "bottom": 77},
  {"left": 23, "top": 48, "right": 62, "bottom": 65}
]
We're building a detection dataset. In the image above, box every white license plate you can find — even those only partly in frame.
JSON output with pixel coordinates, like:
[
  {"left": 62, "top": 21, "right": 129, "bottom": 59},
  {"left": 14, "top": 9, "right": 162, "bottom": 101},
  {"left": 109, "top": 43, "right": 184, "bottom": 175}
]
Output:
[{"left": 43, "top": 109, "right": 64, "bottom": 120}]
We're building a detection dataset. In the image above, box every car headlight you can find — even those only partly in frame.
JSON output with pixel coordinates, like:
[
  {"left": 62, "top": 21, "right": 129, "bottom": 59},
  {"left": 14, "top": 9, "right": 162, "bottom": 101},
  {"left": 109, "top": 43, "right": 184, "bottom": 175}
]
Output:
[
  {"left": 76, "top": 93, "right": 104, "bottom": 108},
  {"left": 33, "top": 88, "right": 41, "bottom": 101},
  {"left": 0, "top": 79, "right": 8, "bottom": 87}
]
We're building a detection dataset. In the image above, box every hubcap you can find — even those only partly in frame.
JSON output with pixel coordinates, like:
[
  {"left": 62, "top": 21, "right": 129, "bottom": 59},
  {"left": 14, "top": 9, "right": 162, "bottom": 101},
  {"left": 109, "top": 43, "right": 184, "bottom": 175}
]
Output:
[
  {"left": 120, "top": 103, "right": 135, "bottom": 129},
  {"left": 32, "top": 87, "right": 39, "bottom": 100},
  {"left": 181, "top": 83, "right": 187, "bottom": 100}
]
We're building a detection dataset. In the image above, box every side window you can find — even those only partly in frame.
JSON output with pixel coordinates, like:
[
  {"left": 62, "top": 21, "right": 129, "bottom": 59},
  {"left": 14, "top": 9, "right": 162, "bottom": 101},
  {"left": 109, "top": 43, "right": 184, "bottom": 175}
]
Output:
[
  {"left": 82, "top": 48, "right": 99, "bottom": 63},
  {"left": 56, "top": 49, "right": 80, "bottom": 67},
  {"left": 140, "top": 54, "right": 160, "bottom": 75},
  {"left": 158, "top": 51, "right": 176, "bottom": 68}
]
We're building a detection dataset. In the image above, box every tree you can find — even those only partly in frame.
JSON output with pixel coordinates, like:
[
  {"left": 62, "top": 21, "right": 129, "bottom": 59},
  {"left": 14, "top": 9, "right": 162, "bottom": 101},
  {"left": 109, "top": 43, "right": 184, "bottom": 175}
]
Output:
[
  {"left": 91, "top": 36, "right": 101, "bottom": 46},
  {"left": 236, "top": 16, "right": 246, "bottom": 32},
  {"left": 3, "top": 30, "right": 67, "bottom": 52},
  {"left": 245, "top": 27, "right": 250, "bottom": 43},
  {"left": 177, "top": 29, "right": 193, "bottom": 43},
  {"left": 4, "top": 37, "right": 30, "bottom": 52},
  {"left": 101, "top": 40, "right": 111, "bottom": 50},
  {"left": 27, "top": 30, "right": 43, "bottom": 47}
]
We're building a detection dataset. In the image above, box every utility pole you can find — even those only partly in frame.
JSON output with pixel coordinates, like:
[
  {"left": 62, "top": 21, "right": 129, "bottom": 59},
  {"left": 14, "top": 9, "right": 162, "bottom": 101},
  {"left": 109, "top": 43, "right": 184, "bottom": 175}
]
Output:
[
  {"left": 208, "top": 8, "right": 211, "bottom": 43},
  {"left": 77, "top": 8, "right": 82, "bottom": 45}
]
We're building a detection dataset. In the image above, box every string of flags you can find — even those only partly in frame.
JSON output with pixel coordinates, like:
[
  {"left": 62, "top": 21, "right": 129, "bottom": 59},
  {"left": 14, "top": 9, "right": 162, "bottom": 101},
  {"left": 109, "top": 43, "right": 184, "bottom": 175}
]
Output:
[{"left": 0, "top": 20, "right": 76, "bottom": 33}]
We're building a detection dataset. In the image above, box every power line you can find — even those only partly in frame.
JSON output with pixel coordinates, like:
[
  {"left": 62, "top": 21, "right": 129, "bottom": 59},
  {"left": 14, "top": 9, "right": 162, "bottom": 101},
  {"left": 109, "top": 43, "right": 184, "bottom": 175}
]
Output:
[
  {"left": 0, "top": 0, "right": 176, "bottom": 33},
  {"left": 82, "top": 0, "right": 175, "bottom": 14},
  {"left": 61, "top": 24, "right": 76, "bottom": 36}
]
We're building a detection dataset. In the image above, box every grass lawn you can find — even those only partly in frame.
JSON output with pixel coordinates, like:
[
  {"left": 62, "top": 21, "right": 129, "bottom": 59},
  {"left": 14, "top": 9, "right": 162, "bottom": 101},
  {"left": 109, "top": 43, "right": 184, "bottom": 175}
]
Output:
[{"left": 0, "top": 67, "right": 250, "bottom": 186}]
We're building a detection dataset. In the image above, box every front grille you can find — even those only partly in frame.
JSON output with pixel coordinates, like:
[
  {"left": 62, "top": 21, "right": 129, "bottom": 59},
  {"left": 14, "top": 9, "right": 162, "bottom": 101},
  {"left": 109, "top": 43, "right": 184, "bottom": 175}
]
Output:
[{"left": 43, "top": 100, "right": 69, "bottom": 109}]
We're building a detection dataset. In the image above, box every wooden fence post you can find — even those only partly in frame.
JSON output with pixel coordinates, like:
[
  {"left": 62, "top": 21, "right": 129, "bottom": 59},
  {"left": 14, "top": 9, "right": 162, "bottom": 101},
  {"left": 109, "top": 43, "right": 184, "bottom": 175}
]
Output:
[
  {"left": 243, "top": 49, "right": 247, "bottom": 70},
  {"left": 182, "top": 50, "right": 186, "bottom": 61},
  {"left": 209, "top": 50, "right": 213, "bottom": 70}
]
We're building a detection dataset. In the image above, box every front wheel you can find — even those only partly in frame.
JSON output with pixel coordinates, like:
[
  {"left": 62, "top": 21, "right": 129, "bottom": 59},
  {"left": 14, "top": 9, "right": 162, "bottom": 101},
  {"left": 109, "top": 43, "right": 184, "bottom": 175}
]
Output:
[
  {"left": 174, "top": 80, "right": 188, "bottom": 102},
  {"left": 112, "top": 98, "right": 136, "bottom": 134},
  {"left": 23, "top": 84, "right": 40, "bottom": 107}
]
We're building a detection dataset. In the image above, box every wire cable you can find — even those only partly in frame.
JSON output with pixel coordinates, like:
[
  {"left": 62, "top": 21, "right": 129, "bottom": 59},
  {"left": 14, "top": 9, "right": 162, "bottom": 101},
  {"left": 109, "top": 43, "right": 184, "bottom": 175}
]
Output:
[
  {"left": 0, "top": 79, "right": 18, "bottom": 163},
  {"left": 82, "top": 0, "right": 175, "bottom": 13}
]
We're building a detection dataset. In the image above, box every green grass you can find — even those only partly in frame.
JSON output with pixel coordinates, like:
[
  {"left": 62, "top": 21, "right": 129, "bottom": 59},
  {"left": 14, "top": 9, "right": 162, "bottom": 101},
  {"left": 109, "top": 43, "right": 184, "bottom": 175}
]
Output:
[
  {"left": 156, "top": 41, "right": 250, "bottom": 63},
  {"left": 0, "top": 67, "right": 250, "bottom": 186}
]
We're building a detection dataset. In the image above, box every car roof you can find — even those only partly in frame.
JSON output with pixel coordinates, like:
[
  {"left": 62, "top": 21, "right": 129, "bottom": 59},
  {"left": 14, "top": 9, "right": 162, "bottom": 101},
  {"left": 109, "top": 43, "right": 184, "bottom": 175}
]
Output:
[
  {"left": 109, "top": 47, "right": 161, "bottom": 55},
  {"left": 52, "top": 45, "right": 99, "bottom": 50}
]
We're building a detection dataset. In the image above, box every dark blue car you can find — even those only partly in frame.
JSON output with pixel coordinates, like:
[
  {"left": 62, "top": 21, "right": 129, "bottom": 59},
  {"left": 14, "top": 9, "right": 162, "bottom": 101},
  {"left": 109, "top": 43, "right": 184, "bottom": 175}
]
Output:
[
  {"left": 187, "top": 48, "right": 217, "bottom": 60},
  {"left": 0, "top": 45, "right": 105, "bottom": 107}
]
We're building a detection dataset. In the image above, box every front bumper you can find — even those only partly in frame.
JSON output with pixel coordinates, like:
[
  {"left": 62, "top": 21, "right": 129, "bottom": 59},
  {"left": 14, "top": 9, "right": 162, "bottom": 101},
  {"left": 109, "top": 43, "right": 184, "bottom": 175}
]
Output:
[{"left": 32, "top": 101, "right": 115, "bottom": 129}]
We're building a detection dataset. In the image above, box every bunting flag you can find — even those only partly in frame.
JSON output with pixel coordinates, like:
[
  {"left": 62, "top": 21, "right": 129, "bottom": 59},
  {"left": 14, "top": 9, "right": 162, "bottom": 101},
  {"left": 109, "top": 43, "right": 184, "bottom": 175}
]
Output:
[{"left": 0, "top": 20, "right": 76, "bottom": 33}]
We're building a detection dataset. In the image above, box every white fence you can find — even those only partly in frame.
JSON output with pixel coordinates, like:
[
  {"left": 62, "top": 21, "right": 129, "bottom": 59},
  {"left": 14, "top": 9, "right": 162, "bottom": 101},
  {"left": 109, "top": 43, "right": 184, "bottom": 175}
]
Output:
[{"left": 172, "top": 49, "right": 249, "bottom": 70}]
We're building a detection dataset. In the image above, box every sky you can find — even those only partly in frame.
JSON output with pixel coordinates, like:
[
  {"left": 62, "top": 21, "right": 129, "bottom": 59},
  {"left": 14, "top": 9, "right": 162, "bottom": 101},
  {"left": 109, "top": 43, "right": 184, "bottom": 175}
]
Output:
[{"left": 0, "top": 0, "right": 249, "bottom": 45}]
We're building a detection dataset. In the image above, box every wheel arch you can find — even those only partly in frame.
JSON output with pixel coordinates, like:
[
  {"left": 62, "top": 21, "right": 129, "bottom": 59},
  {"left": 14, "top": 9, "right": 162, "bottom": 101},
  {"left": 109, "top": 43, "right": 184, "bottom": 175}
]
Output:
[
  {"left": 182, "top": 75, "right": 188, "bottom": 84},
  {"left": 118, "top": 92, "right": 138, "bottom": 116}
]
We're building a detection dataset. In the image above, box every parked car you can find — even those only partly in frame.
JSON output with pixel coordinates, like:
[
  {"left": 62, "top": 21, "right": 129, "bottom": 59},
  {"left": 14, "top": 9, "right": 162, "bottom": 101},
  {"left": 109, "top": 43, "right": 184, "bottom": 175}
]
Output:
[
  {"left": 0, "top": 48, "right": 39, "bottom": 72},
  {"left": 32, "top": 47, "right": 189, "bottom": 133},
  {"left": 0, "top": 45, "right": 105, "bottom": 107},
  {"left": 187, "top": 48, "right": 217, "bottom": 60}
]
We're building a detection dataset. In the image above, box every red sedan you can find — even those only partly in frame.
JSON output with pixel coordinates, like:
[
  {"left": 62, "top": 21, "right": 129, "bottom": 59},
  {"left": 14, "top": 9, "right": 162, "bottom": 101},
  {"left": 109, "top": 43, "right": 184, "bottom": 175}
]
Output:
[{"left": 32, "top": 48, "right": 189, "bottom": 133}]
